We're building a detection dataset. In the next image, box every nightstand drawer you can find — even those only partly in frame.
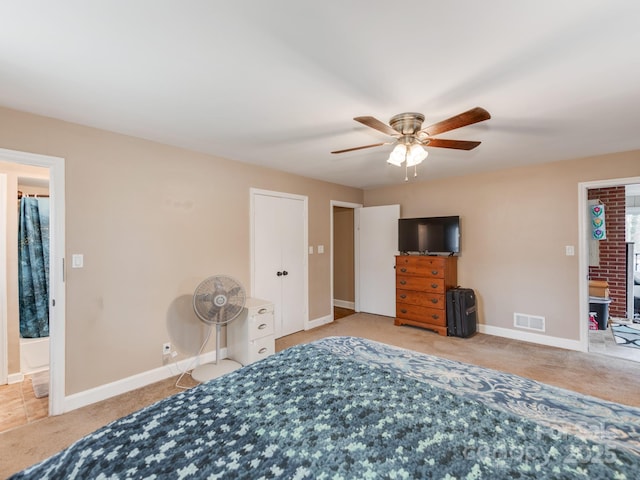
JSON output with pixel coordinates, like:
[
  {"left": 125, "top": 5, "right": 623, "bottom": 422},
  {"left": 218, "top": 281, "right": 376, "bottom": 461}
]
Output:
[
  {"left": 248, "top": 311, "right": 274, "bottom": 341},
  {"left": 247, "top": 336, "right": 275, "bottom": 364}
]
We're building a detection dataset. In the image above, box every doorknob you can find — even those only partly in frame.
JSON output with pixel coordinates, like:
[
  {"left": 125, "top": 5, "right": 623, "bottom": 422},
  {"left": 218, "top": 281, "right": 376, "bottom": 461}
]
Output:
[
  {"left": 277, "top": 271, "right": 283, "bottom": 277},
  {"left": 282, "top": 270, "right": 289, "bottom": 276}
]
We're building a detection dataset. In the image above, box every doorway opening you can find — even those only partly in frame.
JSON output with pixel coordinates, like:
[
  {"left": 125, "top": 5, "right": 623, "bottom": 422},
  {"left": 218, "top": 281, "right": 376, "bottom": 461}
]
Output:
[
  {"left": 579, "top": 177, "right": 640, "bottom": 363},
  {"left": 0, "top": 148, "right": 65, "bottom": 429},
  {"left": 331, "top": 203, "right": 359, "bottom": 320}
]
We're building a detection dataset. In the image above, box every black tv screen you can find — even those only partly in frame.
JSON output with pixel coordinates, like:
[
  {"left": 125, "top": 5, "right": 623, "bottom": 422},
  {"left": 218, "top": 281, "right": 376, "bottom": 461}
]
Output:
[{"left": 398, "top": 216, "right": 460, "bottom": 254}]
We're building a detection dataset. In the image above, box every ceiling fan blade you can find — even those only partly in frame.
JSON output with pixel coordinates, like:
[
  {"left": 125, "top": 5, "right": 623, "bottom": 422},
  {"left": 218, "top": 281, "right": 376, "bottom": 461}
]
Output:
[
  {"left": 331, "top": 142, "right": 389, "bottom": 154},
  {"left": 354, "top": 116, "right": 400, "bottom": 136},
  {"left": 425, "top": 138, "right": 481, "bottom": 150},
  {"left": 421, "top": 107, "right": 491, "bottom": 136}
]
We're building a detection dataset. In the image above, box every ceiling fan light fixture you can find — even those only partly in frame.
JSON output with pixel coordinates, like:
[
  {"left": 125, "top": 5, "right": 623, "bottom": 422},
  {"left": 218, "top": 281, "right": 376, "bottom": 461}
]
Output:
[
  {"left": 406, "top": 144, "right": 428, "bottom": 167},
  {"left": 387, "top": 144, "right": 406, "bottom": 166}
]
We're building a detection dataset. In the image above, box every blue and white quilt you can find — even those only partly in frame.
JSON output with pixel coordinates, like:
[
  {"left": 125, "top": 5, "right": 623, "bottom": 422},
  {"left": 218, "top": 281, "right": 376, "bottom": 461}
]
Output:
[{"left": 12, "top": 336, "right": 640, "bottom": 479}]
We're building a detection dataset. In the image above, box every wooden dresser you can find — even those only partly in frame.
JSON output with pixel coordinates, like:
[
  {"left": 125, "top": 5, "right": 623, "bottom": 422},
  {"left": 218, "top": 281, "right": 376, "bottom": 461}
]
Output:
[{"left": 395, "top": 255, "right": 458, "bottom": 336}]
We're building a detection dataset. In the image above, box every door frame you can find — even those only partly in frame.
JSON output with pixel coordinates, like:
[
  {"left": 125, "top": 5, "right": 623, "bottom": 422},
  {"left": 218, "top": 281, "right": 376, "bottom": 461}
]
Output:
[
  {"left": 0, "top": 148, "right": 65, "bottom": 415},
  {"left": 330, "top": 201, "right": 362, "bottom": 317},
  {"left": 250, "top": 188, "right": 309, "bottom": 331},
  {"left": 0, "top": 173, "right": 7, "bottom": 385},
  {"left": 578, "top": 175, "right": 640, "bottom": 352}
]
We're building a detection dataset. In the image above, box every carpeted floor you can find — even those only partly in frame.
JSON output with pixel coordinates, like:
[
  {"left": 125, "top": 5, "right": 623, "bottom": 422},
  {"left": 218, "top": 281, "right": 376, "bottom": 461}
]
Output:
[
  {"left": 2, "top": 312, "right": 640, "bottom": 478},
  {"left": 612, "top": 323, "right": 640, "bottom": 349}
]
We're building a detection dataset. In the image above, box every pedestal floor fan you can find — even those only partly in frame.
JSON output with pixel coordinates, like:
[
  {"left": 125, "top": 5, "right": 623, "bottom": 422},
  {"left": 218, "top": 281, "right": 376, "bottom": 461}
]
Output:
[{"left": 191, "top": 275, "right": 245, "bottom": 382}]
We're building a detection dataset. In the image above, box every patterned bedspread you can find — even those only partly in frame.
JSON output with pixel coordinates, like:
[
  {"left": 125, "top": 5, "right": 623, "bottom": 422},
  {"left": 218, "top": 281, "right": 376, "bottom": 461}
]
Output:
[{"left": 12, "top": 336, "right": 640, "bottom": 479}]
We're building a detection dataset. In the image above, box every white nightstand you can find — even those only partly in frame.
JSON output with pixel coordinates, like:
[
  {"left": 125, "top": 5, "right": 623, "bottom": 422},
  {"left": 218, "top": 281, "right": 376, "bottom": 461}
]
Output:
[{"left": 227, "top": 298, "right": 275, "bottom": 366}]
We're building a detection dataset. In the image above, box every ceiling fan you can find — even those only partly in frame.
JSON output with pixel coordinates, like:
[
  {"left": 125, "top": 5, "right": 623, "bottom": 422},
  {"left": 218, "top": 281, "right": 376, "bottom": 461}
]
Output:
[{"left": 331, "top": 107, "right": 491, "bottom": 180}]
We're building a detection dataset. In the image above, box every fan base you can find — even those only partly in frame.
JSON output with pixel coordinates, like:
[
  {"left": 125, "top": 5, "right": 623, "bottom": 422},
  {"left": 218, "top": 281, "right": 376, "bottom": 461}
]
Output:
[{"left": 191, "top": 359, "right": 242, "bottom": 383}]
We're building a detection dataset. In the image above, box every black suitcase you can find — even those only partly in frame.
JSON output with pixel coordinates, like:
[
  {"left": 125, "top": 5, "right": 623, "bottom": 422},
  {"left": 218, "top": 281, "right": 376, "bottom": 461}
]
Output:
[{"left": 446, "top": 288, "right": 477, "bottom": 337}]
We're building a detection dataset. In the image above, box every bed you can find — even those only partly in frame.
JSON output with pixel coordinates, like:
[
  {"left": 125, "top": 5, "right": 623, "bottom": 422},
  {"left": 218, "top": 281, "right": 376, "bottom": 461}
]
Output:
[{"left": 11, "top": 336, "right": 640, "bottom": 478}]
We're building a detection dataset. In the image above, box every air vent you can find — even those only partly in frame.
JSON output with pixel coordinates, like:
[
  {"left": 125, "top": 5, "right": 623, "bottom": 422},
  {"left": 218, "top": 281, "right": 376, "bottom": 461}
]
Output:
[{"left": 514, "top": 313, "right": 546, "bottom": 332}]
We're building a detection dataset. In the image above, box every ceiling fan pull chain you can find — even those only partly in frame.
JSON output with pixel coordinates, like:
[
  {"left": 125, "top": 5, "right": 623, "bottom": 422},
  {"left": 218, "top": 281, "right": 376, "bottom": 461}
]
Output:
[
  {"left": 405, "top": 163, "right": 409, "bottom": 182},
  {"left": 414, "top": 165, "right": 418, "bottom": 177}
]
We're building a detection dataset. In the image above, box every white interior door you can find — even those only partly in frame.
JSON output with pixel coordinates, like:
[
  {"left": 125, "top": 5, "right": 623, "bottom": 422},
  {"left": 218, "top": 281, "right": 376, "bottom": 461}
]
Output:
[
  {"left": 356, "top": 204, "right": 400, "bottom": 317},
  {"left": 251, "top": 190, "right": 308, "bottom": 338},
  {"left": 279, "top": 197, "right": 306, "bottom": 336},
  {"left": 253, "top": 194, "right": 282, "bottom": 333}
]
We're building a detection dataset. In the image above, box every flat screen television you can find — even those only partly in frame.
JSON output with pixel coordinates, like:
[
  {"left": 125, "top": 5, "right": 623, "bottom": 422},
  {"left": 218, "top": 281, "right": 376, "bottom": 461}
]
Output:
[{"left": 398, "top": 216, "right": 460, "bottom": 254}]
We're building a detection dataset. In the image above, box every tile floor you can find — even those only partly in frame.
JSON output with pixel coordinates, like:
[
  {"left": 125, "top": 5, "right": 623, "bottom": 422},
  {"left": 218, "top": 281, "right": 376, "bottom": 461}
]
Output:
[
  {"left": 588, "top": 323, "right": 640, "bottom": 361},
  {"left": 0, "top": 374, "right": 49, "bottom": 434}
]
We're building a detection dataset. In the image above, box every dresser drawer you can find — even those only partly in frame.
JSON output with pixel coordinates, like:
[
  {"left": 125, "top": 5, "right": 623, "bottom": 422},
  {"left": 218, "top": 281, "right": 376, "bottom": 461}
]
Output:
[
  {"left": 396, "top": 276, "right": 445, "bottom": 293},
  {"left": 396, "top": 289, "right": 445, "bottom": 308},
  {"left": 248, "top": 311, "right": 274, "bottom": 341},
  {"left": 247, "top": 336, "right": 275, "bottom": 364},
  {"left": 396, "top": 303, "right": 446, "bottom": 326},
  {"left": 396, "top": 257, "right": 445, "bottom": 278}
]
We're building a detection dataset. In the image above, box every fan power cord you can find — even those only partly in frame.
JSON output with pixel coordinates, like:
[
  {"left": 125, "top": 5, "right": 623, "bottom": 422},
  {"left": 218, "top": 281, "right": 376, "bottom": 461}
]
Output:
[{"left": 174, "top": 324, "right": 214, "bottom": 390}]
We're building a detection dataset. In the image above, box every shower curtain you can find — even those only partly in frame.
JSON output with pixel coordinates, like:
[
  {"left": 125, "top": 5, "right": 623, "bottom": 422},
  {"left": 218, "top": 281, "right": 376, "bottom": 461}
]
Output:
[{"left": 18, "top": 197, "right": 50, "bottom": 338}]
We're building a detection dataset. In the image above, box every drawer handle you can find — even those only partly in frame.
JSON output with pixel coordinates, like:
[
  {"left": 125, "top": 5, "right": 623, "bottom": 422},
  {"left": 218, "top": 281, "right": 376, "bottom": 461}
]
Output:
[
  {"left": 400, "top": 294, "right": 407, "bottom": 299},
  {"left": 431, "top": 283, "right": 438, "bottom": 289},
  {"left": 401, "top": 309, "right": 407, "bottom": 314},
  {"left": 258, "top": 308, "right": 268, "bottom": 314},
  {"left": 258, "top": 347, "right": 268, "bottom": 354},
  {"left": 258, "top": 323, "right": 268, "bottom": 330},
  {"left": 431, "top": 270, "right": 439, "bottom": 275},
  {"left": 400, "top": 268, "right": 407, "bottom": 273},
  {"left": 400, "top": 280, "right": 407, "bottom": 285},
  {"left": 431, "top": 314, "right": 440, "bottom": 320},
  {"left": 431, "top": 298, "right": 438, "bottom": 304}
]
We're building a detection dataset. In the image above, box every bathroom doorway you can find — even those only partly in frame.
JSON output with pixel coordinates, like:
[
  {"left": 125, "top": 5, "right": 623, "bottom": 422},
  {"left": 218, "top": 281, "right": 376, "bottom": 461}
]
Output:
[{"left": 0, "top": 148, "right": 65, "bottom": 424}]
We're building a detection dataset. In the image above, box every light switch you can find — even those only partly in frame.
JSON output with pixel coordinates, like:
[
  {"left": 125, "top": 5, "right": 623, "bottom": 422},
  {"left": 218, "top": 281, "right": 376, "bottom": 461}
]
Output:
[
  {"left": 72, "top": 254, "right": 84, "bottom": 268},
  {"left": 317, "top": 245, "right": 324, "bottom": 254},
  {"left": 308, "top": 246, "right": 314, "bottom": 254},
  {"left": 565, "top": 245, "right": 575, "bottom": 256}
]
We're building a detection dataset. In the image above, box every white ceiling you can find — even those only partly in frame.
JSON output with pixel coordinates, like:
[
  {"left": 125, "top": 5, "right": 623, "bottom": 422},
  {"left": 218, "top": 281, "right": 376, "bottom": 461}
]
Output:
[{"left": 1, "top": 1, "right": 640, "bottom": 189}]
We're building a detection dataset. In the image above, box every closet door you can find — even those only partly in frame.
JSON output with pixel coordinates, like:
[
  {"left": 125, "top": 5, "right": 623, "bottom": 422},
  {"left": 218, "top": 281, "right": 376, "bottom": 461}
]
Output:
[
  {"left": 253, "top": 194, "right": 282, "bottom": 333},
  {"left": 279, "top": 196, "right": 306, "bottom": 337},
  {"left": 252, "top": 190, "right": 307, "bottom": 338}
]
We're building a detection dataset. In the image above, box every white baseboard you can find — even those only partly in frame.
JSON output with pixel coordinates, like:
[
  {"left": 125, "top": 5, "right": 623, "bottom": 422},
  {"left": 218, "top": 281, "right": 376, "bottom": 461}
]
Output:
[
  {"left": 333, "top": 299, "right": 355, "bottom": 310},
  {"left": 307, "top": 314, "right": 333, "bottom": 330},
  {"left": 7, "top": 372, "right": 24, "bottom": 384},
  {"left": 63, "top": 348, "right": 225, "bottom": 413},
  {"left": 479, "top": 324, "right": 584, "bottom": 352}
]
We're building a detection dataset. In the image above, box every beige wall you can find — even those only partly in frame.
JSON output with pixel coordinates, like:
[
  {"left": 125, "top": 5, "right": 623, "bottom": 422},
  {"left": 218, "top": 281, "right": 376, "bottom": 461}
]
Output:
[
  {"left": 0, "top": 107, "right": 363, "bottom": 394},
  {"left": 333, "top": 207, "right": 354, "bottom": 303},
  {"left": 1, "top": 161, "right": 49, "bottom": 375},
  {"left": 365, "top": 151, "right": 640, "bottom": 340}
]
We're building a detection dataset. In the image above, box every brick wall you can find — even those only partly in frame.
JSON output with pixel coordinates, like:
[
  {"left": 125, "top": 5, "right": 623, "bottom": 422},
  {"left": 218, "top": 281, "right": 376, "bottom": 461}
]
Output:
[{"left": 588, "top": 186, "right": 627, "bottom": 317}]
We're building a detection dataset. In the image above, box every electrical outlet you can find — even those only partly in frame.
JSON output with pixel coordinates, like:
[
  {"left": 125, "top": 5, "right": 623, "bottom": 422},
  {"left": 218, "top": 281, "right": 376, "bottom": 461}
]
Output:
[{"left": 162, "top": 343, "right": 171, "bottom": 355}]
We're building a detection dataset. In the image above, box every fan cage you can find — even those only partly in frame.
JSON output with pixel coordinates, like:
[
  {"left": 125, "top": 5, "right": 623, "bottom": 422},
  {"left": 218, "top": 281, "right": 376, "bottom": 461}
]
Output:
[{"left": 193, "top": 275, "right": 246, "bottom": 326}]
